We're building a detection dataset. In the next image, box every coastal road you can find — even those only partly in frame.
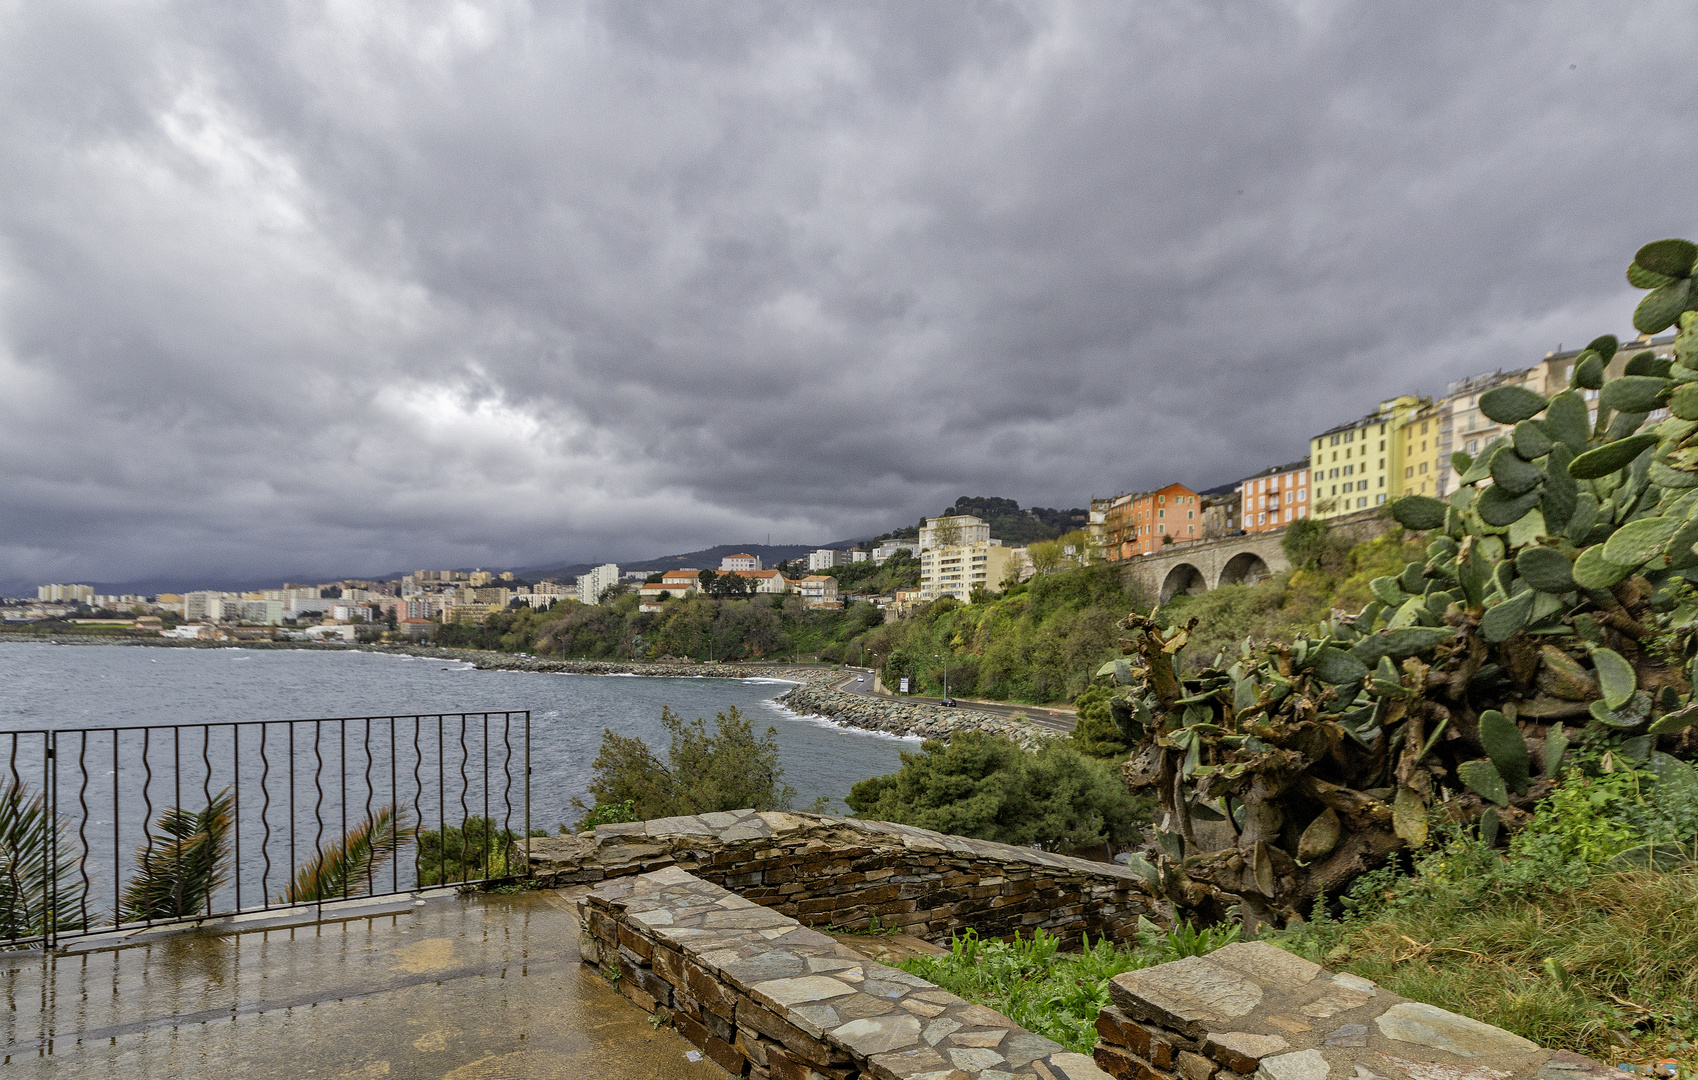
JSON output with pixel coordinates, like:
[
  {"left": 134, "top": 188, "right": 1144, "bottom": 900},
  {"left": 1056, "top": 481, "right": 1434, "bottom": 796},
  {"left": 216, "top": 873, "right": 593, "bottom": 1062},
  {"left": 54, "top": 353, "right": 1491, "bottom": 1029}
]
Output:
[{"left": 828, "top": 669, "right": 1076, "bottom": 733}]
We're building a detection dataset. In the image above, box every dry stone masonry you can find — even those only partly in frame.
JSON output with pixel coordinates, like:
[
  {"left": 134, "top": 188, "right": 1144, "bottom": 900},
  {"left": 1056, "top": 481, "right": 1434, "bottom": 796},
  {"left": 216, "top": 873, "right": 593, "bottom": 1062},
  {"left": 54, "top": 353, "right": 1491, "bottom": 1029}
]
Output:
[
  {"left": 1092, "top": 941, "right": 1617, "bottom": 1080},
  {"left": 581, "top": 865, "right": 1112, "bottom": 1080},
  {"left": 531, "top": 810, "right": 1157, "bottom": 945}
]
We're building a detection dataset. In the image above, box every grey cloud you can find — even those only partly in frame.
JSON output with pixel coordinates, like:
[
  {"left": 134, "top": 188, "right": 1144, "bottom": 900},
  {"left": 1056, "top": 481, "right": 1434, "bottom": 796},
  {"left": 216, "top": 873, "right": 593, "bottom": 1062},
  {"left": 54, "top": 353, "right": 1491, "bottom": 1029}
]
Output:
[{"left": 3, "top": 1, "right": 1697, "bottom": 590}]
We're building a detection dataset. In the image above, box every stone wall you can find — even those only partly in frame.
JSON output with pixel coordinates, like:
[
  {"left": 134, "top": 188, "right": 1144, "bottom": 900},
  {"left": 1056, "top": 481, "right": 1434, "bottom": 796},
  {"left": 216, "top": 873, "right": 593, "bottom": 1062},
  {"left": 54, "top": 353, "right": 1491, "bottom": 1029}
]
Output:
[
  {"left": 531, "top": 810, "right": 1159, "bottom": 946},
  {"left": 1091, "top": 941, "right": 1614, "bottom": 1080},
  {"left": 580, "top": 865, "right": 1111, "bottom": 1080}
]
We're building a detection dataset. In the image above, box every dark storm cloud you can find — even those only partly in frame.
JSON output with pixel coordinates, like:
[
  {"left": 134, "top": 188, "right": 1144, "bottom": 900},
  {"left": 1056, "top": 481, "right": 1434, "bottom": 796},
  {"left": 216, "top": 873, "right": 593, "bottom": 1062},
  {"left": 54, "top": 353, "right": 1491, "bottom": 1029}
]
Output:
[{"left": 3, "top": 1, "right": 1695, "bottom": 590}]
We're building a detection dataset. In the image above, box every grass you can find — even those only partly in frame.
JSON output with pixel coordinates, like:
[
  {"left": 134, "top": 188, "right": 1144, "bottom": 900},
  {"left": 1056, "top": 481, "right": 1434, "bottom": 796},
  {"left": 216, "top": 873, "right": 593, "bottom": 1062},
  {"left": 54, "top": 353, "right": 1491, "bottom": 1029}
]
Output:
[
  {"left": 897, "top": 921, "right": 1239, "bottom": 1053},
  {"left": 1271, "top": 866, "right": 1698, "bottom": 1068}
]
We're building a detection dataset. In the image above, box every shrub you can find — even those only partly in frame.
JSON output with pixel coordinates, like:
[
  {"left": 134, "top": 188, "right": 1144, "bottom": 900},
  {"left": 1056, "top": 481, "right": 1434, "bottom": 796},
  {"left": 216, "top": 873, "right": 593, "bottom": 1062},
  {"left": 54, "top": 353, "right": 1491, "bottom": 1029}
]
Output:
[
  {"left": 572, "top": 706, "right": 795, "bottom": 828},
  {"left": 845, "top": 731, "right": 1151, "bottom": 851}
]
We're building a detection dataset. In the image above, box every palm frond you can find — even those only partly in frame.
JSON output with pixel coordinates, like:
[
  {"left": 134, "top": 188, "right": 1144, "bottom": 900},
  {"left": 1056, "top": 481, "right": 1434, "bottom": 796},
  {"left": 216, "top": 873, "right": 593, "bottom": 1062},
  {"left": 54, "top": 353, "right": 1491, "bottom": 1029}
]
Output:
[
  {"left": 121, "top": 788, "right": 233, "bottom": 921},
  {"left": 282, "top": 804, "right": 416, "bottom": 904},
  {"left": 1, "top": 780, "right": 87, "bottom": 941}
]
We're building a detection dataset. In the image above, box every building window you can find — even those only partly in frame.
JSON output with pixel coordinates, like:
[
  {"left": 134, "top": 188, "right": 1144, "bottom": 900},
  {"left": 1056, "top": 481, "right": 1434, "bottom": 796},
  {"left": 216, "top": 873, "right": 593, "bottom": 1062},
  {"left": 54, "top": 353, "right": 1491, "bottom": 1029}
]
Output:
[
  {"left": 1298, "top": 489, "right": 1306, "bottom": 502},
  {"left": 1378, "top": 476, "right": 1385, "bottom": 487},
  {"left": 1376, "top": 494, "right": 1386, "bottom": 505},
  {"left": 1406, "top": 466, "right": 1414, "bottom": 478}
]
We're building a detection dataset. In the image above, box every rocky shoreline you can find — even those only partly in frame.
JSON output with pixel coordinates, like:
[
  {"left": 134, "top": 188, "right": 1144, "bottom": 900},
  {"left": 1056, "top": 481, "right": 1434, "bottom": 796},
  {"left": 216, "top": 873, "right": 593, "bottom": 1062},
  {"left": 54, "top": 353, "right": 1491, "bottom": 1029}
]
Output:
[{"left": 0, "top": 635, "right": 1058, "bottom": 746}]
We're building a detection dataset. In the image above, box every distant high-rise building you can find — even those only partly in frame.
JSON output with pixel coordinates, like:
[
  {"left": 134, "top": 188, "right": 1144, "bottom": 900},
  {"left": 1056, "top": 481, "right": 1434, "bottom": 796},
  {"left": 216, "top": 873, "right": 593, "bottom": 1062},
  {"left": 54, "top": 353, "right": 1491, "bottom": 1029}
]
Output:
[
  {"left": 918, "top": 516, "right": 989, "bottom": 552},
  {"left": 37, "top": 584, "right": 93, "bottom": 603},
  {"left": 807, "top": 549, "right": 848, "bottom": 571},
  {"left": 577, "top": 564, "right": 620, "bottom": 605}
]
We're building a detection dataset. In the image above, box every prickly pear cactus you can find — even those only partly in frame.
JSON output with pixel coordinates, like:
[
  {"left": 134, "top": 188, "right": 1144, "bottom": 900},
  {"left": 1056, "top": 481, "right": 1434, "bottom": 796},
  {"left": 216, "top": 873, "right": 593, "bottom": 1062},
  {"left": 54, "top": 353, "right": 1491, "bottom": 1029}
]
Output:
[{"left": 1108, "top": 240, "right": 1698, "bottom": 929}]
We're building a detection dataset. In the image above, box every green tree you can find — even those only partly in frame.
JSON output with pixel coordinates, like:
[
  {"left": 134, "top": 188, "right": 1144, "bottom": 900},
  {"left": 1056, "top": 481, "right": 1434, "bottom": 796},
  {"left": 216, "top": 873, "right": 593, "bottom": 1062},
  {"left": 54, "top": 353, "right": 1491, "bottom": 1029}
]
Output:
[
  {"left": 1067, "top": 683, "right": 1131, "bottom": 759},
  {"left": 573, "top": 706, "right": 796, "bottom": 827},
  {"left": 845, "top": 732, "right": 1149, "bottom": 851}
]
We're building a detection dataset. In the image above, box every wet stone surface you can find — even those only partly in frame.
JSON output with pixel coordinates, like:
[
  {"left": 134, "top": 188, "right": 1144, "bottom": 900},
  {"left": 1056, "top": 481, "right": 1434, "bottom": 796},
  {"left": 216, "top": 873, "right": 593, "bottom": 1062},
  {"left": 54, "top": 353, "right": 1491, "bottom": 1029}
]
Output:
[
  {"left": 582, "top": 864, "right": 1114, "bottom": 1079},
  {"left": 536, "top": 808, "right": 1155, "bottom": 951},
  {"left": 1092, "top": 941, "right": 1600, "bottom": 1080}
]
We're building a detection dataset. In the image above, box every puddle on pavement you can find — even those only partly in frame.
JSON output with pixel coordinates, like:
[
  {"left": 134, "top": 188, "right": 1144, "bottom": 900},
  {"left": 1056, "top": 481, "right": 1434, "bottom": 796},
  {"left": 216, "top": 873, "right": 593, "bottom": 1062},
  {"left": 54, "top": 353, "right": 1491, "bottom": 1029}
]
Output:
[{"left": 1, "top": 890, "right": 730, "bottom": 1079}]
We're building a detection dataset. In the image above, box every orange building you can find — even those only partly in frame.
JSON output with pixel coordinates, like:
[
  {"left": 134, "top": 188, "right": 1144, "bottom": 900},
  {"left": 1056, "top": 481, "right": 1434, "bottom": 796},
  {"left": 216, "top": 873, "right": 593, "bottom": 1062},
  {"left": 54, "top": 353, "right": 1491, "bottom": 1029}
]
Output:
[
  {"left": 1237, "top": 459, "right": 1310, "bottom": 533},
  {"left": 1102, "top": 483, "right": 1202, "bottom": 562}
]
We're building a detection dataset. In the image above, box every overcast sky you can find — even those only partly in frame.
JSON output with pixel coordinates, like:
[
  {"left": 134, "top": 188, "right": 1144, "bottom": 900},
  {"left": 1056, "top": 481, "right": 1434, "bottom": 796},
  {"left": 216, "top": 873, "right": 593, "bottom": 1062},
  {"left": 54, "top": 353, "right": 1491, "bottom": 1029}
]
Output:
[{"left": 4, "top": 2, "right": 1696, "bottom": 591}]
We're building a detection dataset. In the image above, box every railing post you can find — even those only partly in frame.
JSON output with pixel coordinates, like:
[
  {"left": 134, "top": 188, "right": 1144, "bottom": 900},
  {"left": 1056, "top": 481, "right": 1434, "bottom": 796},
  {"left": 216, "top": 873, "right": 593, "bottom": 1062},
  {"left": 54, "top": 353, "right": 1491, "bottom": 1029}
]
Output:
[
  {"left": 45, "top": 731, "right": 57, "bottom": 950},
  {"left": 523, "top": 712, "right": 531, "bottom": 879}
]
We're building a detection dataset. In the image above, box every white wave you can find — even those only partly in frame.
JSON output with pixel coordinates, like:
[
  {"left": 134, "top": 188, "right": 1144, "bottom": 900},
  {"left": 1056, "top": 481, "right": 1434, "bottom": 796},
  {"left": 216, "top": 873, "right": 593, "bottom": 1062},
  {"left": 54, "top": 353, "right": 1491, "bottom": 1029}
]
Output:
[
  {"left": 742, "top": 677, "right": 800, "bottom": 686},
  {"left": 760, "top": 699, "right": 923, "bottom": 742}
]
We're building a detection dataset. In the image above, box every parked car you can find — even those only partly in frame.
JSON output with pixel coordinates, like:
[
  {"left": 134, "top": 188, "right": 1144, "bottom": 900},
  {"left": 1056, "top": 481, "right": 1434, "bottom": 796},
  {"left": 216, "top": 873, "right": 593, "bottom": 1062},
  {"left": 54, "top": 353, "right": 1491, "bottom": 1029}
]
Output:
[{"left": 939, "top": 698, "right": 956, "bottom": 707}]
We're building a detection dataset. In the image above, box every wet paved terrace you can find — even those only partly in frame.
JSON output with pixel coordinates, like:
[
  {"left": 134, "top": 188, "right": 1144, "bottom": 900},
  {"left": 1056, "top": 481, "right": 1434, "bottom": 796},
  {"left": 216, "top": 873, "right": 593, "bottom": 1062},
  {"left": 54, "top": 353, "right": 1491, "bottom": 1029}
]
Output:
[{"left": 3, "top": 889, "right": 729, "bottom": 1080}]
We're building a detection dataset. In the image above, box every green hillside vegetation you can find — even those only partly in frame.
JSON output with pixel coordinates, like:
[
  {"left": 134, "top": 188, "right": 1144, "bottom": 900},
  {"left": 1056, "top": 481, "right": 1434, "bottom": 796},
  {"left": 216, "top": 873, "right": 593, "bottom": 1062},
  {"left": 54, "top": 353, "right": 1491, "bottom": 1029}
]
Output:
[
  {"left": 1155, "top": 524, "right": 1426, "bottom": 669},
  {"left": 857, "top": 561, "right": 1141, "bottom": 704},
  {"left": 434, "top": 590, "right": 887, "bottom": 662}
]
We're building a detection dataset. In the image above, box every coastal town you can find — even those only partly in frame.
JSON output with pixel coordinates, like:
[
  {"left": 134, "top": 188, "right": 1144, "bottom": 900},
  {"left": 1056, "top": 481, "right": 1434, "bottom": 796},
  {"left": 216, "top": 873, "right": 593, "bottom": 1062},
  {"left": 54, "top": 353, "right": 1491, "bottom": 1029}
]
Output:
[{"left": 7, "top": 331, "right": 1673, "bottom": 641}]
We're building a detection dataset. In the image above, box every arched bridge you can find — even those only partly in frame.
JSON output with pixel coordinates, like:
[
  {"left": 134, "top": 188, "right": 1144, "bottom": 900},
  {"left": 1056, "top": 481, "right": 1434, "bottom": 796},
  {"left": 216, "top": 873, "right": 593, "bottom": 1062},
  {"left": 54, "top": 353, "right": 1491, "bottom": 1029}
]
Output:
[
  {"left": 1119, "top": 508, "right": 1394, "bottom": 603},
  {"left": 1120, "top": 530, "right": 1291, "bottom": 602}
]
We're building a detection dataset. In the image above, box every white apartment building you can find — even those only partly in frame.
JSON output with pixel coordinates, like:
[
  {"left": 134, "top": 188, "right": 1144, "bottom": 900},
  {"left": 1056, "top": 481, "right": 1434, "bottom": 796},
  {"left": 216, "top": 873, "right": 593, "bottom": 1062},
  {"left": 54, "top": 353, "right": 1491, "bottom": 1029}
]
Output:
[
  {"left": 919, "top": 540, "right": 1020, "bottom": 603},
  {"left": 240, "top": 599, "right": 284, "bottom": 625},
  {"left": 807, "top": 549, "right": 849, "bottom": 571},
  {"left": 37, "top": 584, "right": 94, "bottom": 603},
  {"left": 918, "top": 515, "right": 990, "bottom": 552},
  {"left": 1437, "top": 333, "right": 1674, "bottom": 495},
  {"left": 873, "top": 539, "right": 915, "bottom": 563},
  {"left": 720, "top": 553, "right": 762, "bottom": 572},
  {"left": 577, "top": 563, "right": 621, "bottom": 605},
  {"left": 183, "top": 591, "right": 239, "bottom": 622}
]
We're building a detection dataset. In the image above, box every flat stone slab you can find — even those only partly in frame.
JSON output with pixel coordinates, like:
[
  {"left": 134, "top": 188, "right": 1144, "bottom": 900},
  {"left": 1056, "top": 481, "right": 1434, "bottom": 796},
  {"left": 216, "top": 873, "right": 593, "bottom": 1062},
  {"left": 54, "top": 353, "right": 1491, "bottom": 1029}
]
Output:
[
  {"left": 536, "top": 808, "right": 1148, "bottom": 884},
  {"left": 585, "top": 867, "right": 1113, "bottom": 1079},
  {"left": 1103, "top": 944, "right": 1585, "bottom": 1080}
]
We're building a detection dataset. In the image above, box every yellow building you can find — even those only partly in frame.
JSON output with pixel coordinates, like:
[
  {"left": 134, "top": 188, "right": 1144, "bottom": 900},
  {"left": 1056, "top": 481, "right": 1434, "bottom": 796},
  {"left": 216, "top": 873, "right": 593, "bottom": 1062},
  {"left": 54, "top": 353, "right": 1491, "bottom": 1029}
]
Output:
[
  {"left": 1309, "top": 395, "right": 1428, "bottom": 519},
  {"left": 919, "top": 541, "right": 1021, "bottom": 603},
  {"left": 1396, "top": 403, "right": 1448, "bottom": 498}
]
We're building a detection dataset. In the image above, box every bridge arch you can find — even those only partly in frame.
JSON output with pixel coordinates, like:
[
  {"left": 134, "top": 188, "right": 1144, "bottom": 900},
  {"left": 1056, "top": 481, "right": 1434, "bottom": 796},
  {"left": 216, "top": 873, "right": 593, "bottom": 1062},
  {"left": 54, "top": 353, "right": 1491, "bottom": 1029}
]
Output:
[
  {"left": 1160, "top": 563, "right": 1207, "bottom": 602},
  {"left": 1218, "top": 551, "right": 1272, "bottom": 588}
]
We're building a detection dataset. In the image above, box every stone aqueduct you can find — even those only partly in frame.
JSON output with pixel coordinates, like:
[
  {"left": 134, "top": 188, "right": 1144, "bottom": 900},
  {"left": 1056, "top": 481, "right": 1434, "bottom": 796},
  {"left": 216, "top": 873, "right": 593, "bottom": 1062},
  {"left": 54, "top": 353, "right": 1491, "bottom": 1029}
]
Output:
[
  {"left": 1122, "top": 531, "right": 1289, "bottom": 602},
  {"left": 1118, "top": 509, "right": 1394, "bottom": 603}
]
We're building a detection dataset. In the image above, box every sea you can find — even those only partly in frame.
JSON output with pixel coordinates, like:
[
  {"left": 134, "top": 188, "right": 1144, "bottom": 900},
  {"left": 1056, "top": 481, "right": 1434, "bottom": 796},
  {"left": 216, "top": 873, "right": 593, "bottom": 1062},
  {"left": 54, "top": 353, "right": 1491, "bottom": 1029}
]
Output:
[{"left": 0, "top": 643, "right": 915, "bottom": 917}]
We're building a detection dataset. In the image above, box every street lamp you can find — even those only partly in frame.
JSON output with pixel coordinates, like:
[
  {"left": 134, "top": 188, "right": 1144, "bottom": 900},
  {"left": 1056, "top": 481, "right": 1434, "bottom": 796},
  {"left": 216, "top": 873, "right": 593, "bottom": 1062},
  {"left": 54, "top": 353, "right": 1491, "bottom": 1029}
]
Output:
[{"left": 932, "top": 652, "right": 950, "bottom": 699}]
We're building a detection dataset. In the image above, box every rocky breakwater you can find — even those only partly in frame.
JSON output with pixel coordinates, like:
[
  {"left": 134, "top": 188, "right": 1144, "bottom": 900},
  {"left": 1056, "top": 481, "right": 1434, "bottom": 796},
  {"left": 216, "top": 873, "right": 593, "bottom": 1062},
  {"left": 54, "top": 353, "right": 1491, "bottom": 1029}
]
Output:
[{"left": 776, "top": 681, "right": 1051, "bottom": 749}]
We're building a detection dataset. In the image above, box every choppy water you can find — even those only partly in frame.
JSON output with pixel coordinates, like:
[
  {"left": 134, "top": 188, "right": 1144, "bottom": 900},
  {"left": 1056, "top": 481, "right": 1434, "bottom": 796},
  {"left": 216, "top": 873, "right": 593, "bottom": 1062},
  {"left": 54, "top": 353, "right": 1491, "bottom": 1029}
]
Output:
[{"left": 0, "top": 644, "right": 914, "bottom": 922}]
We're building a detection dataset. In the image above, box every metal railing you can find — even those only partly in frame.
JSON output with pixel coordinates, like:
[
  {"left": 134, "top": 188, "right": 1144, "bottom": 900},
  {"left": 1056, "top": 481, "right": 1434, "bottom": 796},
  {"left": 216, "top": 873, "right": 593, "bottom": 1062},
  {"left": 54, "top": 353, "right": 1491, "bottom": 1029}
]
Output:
[{"left": 0, "top": 711, "right": 530, "bottom": 949}]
